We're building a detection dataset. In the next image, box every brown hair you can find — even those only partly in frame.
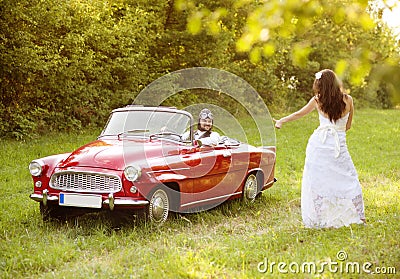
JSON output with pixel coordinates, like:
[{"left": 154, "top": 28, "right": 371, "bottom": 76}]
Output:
[{"left": 313, "top": 69, "right": 346, "bottom": 122}]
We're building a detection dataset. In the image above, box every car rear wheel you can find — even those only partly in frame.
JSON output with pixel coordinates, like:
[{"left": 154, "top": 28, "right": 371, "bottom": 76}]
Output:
[
  {"left": 242, "top": 173, "right": 259, "bottom": 202},
  {"left": 148, "top": 187, "right": 170, "bottom": 224}
]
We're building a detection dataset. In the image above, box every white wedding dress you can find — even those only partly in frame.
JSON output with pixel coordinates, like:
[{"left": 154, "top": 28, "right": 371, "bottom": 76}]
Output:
[{"left": 301, "top": 111, "right": 365, "bottom": 228}]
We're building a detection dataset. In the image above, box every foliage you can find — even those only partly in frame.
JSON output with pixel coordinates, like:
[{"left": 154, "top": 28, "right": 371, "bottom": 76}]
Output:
[
  {"left": 1, "top": 0, "right": 399, "bottom": 138},
  {"left": 0, "top": 0, "right": 165, "bottom": 138},
  {"left": 178, "top": 0, "right": 400, "bottom": 108}
]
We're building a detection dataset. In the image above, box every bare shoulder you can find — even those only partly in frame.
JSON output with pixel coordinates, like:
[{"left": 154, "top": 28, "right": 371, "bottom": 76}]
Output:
[
  {"left": 343, "top": 94, "right": 353, "bottom": 106},
  {"left": 344, "top": 94, "right": 353, "bottom": 101},
  {"left": 343, "top": 94, "right": 353, "bottom": 115}
]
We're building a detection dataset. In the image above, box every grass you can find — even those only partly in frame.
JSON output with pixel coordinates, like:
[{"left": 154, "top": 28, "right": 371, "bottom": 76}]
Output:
[{"left": 0, "top": 109, "right": 399, "bottom": 278}]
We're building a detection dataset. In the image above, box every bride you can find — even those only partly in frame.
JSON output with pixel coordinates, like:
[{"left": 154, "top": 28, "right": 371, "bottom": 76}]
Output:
[{"left": 274, "top": 69, "right": 366, "bottom": 228}]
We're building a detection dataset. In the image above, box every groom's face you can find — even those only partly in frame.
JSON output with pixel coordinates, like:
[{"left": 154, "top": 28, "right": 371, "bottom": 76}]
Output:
[{"left": 199, "top": 118, "right": 212, "bottom": 131}]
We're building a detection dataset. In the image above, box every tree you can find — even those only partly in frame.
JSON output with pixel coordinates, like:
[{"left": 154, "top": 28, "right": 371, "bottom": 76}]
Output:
[
  {"left": 177, "top": 0, "right": 400, "bottom": 108},
  {"left": 0, "top": 0, "right": 165, "bottom": 138},
  {"left": 1, "top": 0, "right": 399, "bottom": 139}
]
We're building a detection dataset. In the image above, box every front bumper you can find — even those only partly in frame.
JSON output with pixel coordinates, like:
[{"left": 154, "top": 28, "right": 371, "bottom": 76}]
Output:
[{"left": 30, "top": 190, "right": 149, "bottom": 210}]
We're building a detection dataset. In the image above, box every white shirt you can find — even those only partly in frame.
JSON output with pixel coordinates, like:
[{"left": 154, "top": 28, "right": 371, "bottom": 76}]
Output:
[{"left": 182, "top": 130, "right": 220, "bottom": 146}]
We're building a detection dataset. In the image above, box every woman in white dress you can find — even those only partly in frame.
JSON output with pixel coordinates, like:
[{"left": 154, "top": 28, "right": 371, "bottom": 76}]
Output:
[{"left": 274, "top": 69, "right": 366, "bottom": 228}]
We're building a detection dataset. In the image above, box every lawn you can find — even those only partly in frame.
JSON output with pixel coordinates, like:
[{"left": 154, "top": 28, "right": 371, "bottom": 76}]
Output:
[{"left": 0, "top": 109, "right": 399, "bottom": 278}]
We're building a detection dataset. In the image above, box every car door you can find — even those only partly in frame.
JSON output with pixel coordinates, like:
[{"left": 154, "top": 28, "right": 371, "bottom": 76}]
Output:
[{"left": 180, "top": 144, "right": 234, "bottom": 210}]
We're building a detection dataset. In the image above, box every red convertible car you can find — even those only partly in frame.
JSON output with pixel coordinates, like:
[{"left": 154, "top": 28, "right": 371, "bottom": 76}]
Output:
[{"left": 29, "top": 106, "right": 276, "bottom": 223}]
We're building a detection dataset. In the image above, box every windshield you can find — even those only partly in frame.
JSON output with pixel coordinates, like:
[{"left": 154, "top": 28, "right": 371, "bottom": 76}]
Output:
[{"left": 100, "top": 109, "right": 192, "bottom": 138}]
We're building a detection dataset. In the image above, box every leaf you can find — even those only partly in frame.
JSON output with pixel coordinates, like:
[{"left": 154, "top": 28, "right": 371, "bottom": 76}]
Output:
[
  {"left": 262, "top": 43, "right": 275, "bottom": 57},
  {"left": 335, "top": 60, "right": 348, "bottom": 78},
  {"left": 291, "top": 43, "right": 311, "bottom": 67},
  {"left": 187, "top": 11, "right": 203, "bottom": 35}
]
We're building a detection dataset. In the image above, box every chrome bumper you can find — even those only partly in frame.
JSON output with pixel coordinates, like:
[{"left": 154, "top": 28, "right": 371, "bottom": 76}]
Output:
[
  {"left": 104, "top": 193, "right": 149, "bottom": 210},
  {"left": 30, "top": 190, "right": 58, "bottom": 206},
  {"left": 30, "top": 190, "right": 149, "bottom": 210}
]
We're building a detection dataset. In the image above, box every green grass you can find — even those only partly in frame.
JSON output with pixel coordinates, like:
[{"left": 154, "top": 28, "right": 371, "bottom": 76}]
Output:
[{"left": 0, "top": 109, "right": 399, "bottom": 278}]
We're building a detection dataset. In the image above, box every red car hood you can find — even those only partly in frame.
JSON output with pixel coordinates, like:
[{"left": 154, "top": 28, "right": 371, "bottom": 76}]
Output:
[{"left": 58, "top": 138, "right": 174, "bottom": 170}]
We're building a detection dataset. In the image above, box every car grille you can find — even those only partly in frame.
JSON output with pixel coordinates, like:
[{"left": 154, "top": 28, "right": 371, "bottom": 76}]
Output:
[{"left": 50, "top": 171, "right": 122, "bottom": 193}]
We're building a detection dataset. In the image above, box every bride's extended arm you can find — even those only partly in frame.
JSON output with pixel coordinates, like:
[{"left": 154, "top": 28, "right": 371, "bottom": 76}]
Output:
[
  {"left": 274, "top": 97, "right": 317, "bottom": 129},
  {"left": 346, "top": 96, "right": 354, "bottom": 131}
]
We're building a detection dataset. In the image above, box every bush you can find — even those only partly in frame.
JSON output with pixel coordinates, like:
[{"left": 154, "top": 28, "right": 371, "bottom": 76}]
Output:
[{"left": 1, "top": 0, "right": 399, "bottom": 139}]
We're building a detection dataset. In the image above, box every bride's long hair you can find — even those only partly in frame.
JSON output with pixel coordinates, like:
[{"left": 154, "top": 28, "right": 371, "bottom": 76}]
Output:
[{"left": 313, "top": 69, "right": 346, "bottom": 122}]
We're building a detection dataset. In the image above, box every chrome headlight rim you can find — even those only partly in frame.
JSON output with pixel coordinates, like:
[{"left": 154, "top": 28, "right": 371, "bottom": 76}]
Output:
[
  {"left": 124, "top": 165, "right": 141, "bottom": 182},
  {"left": 29, "top": 160, "right": 44, "bottom": 177}
]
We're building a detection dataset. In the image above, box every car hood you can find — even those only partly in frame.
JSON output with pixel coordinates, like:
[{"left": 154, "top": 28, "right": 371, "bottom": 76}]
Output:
[{"left": 58, "top": 138, "right": 177, "bottom": 170}]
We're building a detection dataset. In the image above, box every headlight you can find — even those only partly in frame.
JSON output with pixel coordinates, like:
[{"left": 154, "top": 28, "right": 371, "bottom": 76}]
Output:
[
  {"left": 29, "top": 160, "right": 44, "bottom": 176},
  {"left": 124, "top": 165, "right": 141, "bottom": 182}
]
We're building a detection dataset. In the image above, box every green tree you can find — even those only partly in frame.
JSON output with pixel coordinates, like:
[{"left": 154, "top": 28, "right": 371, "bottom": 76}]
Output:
[
  {"left": 177, "top": 0, "right": 400, "bottom": 109},
  {"left": 1, "top": 0, "right": 399, "bottom": 139},
  {"left": 0, "top": 0, "right": 165, "bottom": 138}
]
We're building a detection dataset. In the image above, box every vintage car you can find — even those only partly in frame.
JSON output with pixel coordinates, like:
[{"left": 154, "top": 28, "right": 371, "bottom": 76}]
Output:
[{"left": 29, "top": 106, "right": 276, "bottom": 223}]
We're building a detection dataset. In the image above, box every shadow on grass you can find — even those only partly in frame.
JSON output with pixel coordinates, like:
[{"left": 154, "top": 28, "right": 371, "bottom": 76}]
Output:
[{"left": 33, "top": 189, "right": 286, "bottom": 234}]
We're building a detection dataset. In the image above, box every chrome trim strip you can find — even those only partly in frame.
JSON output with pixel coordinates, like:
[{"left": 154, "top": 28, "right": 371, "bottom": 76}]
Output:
[
  {"left": 112, "top": 106, "right": 193, "bottom": 118},
  {"left": 180, "top": 178, "right": 276, "bottom": 208},
  {"left": 29, "top": 193, "right": 59, "bottom": 202},
  {"left": 30, "top": 192, "right": 148, "bottom": 208},
  {"left": 180, "top": 192, "right": 242, "bottom": 208},
  {"left": 103, "top": 199, "right": 149, "bottom": 207},
  {"left": 147, "top": 167, "right": 191, "bottom": 175},
  {"left": 264, "top": 179, "right": 276, "bottom": 187},
  {"left": 51, "top": 170, "right": 121, "bottom": 179}
]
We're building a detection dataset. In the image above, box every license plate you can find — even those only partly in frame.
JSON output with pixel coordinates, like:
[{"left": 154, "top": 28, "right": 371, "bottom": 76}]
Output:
[{"left": 59, "top": 193, "right": 102, "bottom": 209}]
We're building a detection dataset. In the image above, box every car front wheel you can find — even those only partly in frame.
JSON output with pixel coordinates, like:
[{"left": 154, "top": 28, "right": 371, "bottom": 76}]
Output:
[
  {"left": 148, "top": 187, "right": 170, "bottom": 224},
  {"left": 242, "top": 173, "right": 259, "bottom": 202}
]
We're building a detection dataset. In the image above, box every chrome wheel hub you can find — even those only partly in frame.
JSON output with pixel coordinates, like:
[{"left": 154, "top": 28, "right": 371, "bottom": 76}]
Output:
[
  {"left": 149, "top": 189, "right": 169, "bottom": 223},
  {"left": 244, "top": 174, "right": 258, "bottom": 201}
]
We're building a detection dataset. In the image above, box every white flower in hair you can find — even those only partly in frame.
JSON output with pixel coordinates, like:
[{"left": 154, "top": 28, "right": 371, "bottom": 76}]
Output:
[{"left": 315, "top": 72, "right": 322, "bottom": 80}]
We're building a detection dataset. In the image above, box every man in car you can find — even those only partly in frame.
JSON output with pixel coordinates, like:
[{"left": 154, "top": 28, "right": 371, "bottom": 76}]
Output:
[{"left": 182, "top": 108, "right": 220, "bottom": 146}]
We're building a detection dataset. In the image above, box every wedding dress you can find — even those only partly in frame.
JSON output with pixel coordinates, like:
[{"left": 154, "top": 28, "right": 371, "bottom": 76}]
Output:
[{"left": 301, "top": 111, "right": 365, "bottom": 228}]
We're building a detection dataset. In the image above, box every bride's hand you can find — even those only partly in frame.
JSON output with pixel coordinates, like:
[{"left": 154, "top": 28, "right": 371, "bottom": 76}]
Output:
[{"left": 273, "top": 118, "right": 283, "bottom": 129}]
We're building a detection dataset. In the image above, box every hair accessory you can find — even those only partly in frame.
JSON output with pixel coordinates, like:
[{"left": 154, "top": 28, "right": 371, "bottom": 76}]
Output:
[{"left": 315, "top": 72, "right": 322, "bottom": 80}]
